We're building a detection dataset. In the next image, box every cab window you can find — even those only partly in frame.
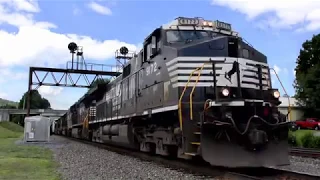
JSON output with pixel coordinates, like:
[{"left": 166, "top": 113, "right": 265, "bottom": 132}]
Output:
[{"left": 166, "top": 30, "right": 211, "bottom": 43}]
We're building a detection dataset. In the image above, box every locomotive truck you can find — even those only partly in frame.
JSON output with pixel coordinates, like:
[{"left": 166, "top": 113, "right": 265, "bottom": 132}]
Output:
[{"left": 55, "top": 17, "right": 289, "bottom": 168}]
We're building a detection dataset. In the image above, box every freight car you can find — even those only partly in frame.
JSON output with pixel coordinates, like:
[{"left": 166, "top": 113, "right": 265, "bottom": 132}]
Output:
[{"left": 56, "top": 17, "right": 290, "bottom": 168}]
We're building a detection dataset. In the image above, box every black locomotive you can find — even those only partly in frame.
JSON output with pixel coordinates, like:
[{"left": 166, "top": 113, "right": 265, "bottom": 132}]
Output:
[{"left": 55, "top": 17, "right": 289, "bottom": 168}]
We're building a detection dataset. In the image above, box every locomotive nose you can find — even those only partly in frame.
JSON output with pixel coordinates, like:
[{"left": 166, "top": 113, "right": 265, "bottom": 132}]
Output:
[{"left": 178, "top": 36, "right": 238, "bottom": 57}]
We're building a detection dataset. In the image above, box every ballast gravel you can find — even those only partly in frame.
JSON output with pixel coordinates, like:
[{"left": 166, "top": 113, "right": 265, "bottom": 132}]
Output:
[
  {"left": 40, "top": 136, "right": 215, "bottom": 180},
  {"left": 25, "top": 136, "right": 320, "bottom": 179},
  {"left": 275, "top": 156, "right": 320, "bottom": 176}
]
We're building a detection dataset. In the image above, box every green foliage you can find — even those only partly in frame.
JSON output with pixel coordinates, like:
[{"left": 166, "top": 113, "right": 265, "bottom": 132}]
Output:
[
  {"left": 11, "top": 115, "right": 25, "bottom": 126},
  {"left": 300, "top": 132, "right": 315, "bottom": 148},
  {"left": 88, "top": 78, "right": 110, "bottom": 91},
  {"left": 290, "top": 130, "right": 320, "bottom": 148},
  {"left": 0, "top": 126, "right": 21, "bottom": 138},
  {"left": 0, "top": 98, "right": 18, "bottom": 108},
  {"left": 294, "top": 33, "right": 320, "bottom": 116},
  {"left": 18, "top": 90, "right": 51, "bottom": 109},
  {"left": 0, "top": 122, "right": 23, "bottom": 133},
  {"left": 0, "top": 104, "right": 17, "bottom": 109},
  {"left": 288, "top": 130, "right": 297, "bottom": 146}
]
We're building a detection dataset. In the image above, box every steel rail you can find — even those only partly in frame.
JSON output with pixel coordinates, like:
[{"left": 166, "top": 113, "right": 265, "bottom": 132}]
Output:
[{"left": 289, "top": 147, "right": 320, "bottom": 158}]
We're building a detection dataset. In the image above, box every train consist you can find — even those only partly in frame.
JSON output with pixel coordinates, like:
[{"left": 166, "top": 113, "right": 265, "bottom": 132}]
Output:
[{"left": 55, "top": 17, "right": 289, "bottom": 168}]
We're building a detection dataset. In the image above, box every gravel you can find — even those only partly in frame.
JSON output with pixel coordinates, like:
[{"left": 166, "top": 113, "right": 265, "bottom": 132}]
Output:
[
  {"left": 274, "top": 156, "right": 320, "bottom": 176},
  {"left": 18, "top": 136, "right": 320, "bottom": 179},
  {"left": 35, "top": 136, "right": 215, "bottom": 180}
]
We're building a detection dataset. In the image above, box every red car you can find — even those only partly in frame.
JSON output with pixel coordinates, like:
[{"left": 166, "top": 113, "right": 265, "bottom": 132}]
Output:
[{"left": 294, "top": 118, "right": 320, "bottom": 130}]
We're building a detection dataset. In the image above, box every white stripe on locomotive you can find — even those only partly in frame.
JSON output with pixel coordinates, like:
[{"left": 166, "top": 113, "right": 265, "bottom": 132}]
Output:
[{"left": 165, "top": 57, "right": 271, "bottom": 90}]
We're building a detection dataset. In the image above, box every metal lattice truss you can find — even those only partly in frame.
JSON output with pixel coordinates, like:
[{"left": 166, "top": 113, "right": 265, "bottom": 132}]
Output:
[
  {"left": 29, "top": 67, "right": 121, "bottom": 89},
  {"left": 27, "top": 66, "right": 122, "bottom": 116},
  {"left": 26, "top": 42, "right": 131, "bottom": 117}
]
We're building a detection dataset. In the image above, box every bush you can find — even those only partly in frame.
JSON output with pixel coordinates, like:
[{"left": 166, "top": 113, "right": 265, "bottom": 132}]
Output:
[
  {"left": 300, "top": 132, "right": 314, "bottom": 148},
  {"left": 313, "top": 136, "right": 320, "bottom": 148},
  {"left": 300, "top": 132, "right": 320, "bottom": 148},
  {"left": 288, "top": 131, "right": 297, "bottom": 146}
]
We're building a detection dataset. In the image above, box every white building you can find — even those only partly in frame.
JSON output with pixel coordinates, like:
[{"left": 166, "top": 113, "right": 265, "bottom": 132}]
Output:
[{"left": 278, "top": 97, "right": 304, "bottom": 121}]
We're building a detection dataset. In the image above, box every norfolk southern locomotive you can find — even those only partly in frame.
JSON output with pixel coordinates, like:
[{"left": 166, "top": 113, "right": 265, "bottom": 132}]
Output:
[{"left": 55, "top": 17, "right": 289, "bottom": 168}]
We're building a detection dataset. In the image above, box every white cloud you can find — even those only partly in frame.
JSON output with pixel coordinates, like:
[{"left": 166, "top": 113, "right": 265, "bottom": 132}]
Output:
[
  {"left": 39, "top": 86, "right": 63, "bottom": 96},
  {"left": 38, "top": 86, "right": 83, "bottom": 110},
  {"left": 0, "top": 1, "right": 138, "bottom": 68},
  {"left": 0, "top": 0, "right": 55, "bottom": 29},
  {"left": 271, "top": 65, "right": 281, "bottom": 75},
  {"left": 73, "top": 6, "right": 81, "bottom": 15},
  {"left": 282, "top": 67, "right": 288, "bottom": 75},
  {"left": 0, "top": 0, "right": 138, "bottom": 109},
  {"left": 212, "top": 0, "right": 320, "bottom": 31},
  {"left": 0, "top": 28, "right": 138, "bottom": 67},
  {"left": 0, "top": 0, "right": 40, "bottom": 13},
  {"left": 87, "top": 2, "right": 112, "bottom": 15},
  {"left": 0, "top": 68, "right": 26, "bottom": 83}
]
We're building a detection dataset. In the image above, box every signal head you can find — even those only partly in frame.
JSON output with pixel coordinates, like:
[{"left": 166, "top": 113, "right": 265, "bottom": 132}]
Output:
[
  {"left": 68, "top": 42, "right": 78, "bottom": 53},
  {"left": 119, "top": 46, "right": 129, "bottom": 55}
]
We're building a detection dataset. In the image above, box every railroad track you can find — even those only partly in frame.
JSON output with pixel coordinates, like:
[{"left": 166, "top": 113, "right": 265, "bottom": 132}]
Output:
[
  {"left": 59, "top": 135, "right": 320, "bottom": 180},
  {"left": 289, "top": 147, "right": 320, "bottom": 158}
]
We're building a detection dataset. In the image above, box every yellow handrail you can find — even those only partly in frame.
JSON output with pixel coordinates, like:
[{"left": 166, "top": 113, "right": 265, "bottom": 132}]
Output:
[
  {"left": 269, "top": 68, "right": 291, "bottom": 121},
  {"left": 178, "top": 66, "right": 202, "bottom": 131},
  {"left": 189, "top": 63, "right": 206, "bottom": 120},
  {"left": 82, "top": 113, "right": 89, "bottom": 129}
]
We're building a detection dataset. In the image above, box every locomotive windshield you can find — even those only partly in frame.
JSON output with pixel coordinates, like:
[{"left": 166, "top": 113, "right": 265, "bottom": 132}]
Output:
[
  {"left": 166, "top": 30, "right": 212, "bottom": 43},
  {"left": 165, "top": 30, "right": 231, "bottom": 44}
]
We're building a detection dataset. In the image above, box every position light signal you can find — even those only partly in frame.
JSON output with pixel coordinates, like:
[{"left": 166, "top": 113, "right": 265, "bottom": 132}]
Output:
[
  {"left": 68, "top": 42, "right": 78, "bottom": 53},
  {"left": 119, "top": 46, "right": 128, "bottom": 55}
]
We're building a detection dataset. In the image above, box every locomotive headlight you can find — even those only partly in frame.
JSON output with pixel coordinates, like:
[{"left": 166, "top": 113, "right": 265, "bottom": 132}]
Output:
[
  {"left": 273, "top": 91, "right": 280, "bottom": 98},
  {"left": 221, "top": 88, "right": 230, "bottom": 96}
]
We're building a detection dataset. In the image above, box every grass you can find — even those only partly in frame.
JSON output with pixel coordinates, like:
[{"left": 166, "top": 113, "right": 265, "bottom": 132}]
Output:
[
  {"left": 0, "top": 98, "right": 18, "bottom": 107},
  {"left": 0, "top": 122, "right": 61, "bottom": 180},
  {"left": 289, "top": 129, "right": 316, "bottom": 147},
  {"left": 0, "top": 122, "right": 24, "bottom": 132}
]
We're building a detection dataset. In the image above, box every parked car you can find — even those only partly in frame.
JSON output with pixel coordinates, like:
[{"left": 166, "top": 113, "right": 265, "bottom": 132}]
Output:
[{"left": 293, "top": 118, "right": 320, "bottom": 130}]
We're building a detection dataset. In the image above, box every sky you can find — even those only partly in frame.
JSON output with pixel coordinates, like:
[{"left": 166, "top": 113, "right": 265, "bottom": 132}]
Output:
[{"left": 0, "top": 0, "right": 319, "bottom": 110}]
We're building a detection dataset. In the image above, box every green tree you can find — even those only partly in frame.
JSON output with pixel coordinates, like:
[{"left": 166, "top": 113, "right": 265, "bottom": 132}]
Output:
[
  {"left": 294, "top": 33, "right": 320, "bottom": 116},
  {"left": 18, "top": 90, "right": 51, "bottom": 109},
  {"left": 0, "top": 104, "right": 17, "bottom": 109},
  {"left": 88, "top": 78, "right": 110, "bottom": 92}
]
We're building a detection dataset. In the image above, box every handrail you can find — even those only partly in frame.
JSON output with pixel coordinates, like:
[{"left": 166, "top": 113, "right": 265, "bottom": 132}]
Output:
[
  {"left": 82, "top": 112, "right": 89, "bottom": 129},
  {"left": 189, "top": 63, "right": 206, "bottom": 120},
  {"left": 269, "top": 68, "right": 291, "bottom": 121},
  {"left": 178, "top": 66, "right": 202, "bottom": 131}
]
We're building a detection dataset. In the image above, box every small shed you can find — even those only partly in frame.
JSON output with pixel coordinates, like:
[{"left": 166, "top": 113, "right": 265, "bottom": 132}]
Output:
[{"left": 24, "top": 116, "right": 51, "bottom": 142}]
